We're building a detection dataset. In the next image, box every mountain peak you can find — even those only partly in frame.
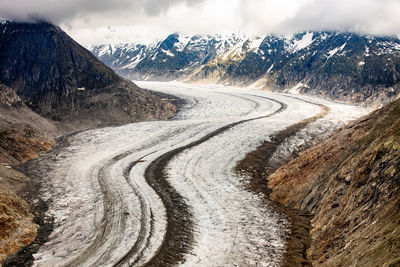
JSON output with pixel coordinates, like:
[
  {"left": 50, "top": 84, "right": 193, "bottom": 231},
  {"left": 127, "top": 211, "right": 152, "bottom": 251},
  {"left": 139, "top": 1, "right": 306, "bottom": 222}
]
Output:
[{"left": 0, "top": 21, "right": 176, "bottom": 131}]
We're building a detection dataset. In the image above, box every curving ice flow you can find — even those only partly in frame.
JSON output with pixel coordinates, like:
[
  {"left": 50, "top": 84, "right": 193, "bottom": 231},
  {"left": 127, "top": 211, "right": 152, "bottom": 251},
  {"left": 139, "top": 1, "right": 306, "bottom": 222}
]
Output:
[{"left": 30, "top": 82, "right": 368, "bottom": 266}]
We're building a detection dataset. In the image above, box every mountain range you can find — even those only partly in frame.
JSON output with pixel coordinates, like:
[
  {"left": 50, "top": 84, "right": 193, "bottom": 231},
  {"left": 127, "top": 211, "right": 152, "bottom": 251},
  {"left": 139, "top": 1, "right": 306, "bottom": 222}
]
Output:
[{"left": 91, "top": 32, "right": 400, "bottom": 107}]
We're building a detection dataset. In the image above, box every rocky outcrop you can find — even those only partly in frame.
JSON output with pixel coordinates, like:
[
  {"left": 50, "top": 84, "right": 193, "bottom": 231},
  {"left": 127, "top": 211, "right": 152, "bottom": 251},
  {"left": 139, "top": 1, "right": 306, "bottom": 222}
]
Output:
[
  {"left": 268, "top": 99, "right": 400, "bottom": 266},
  {"left": 0, "top": 165, "right": 38, "bottom": 265}
]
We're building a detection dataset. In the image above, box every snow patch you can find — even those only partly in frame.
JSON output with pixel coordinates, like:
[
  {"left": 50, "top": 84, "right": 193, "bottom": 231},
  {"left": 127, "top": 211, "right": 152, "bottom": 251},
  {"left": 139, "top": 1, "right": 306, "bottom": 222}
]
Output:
[
  {"left": 267, "top": 64, "right": 274, "bottom": 73},
  {"left": 151, "top": 52, "right": 159, "bottom": 60},
  {"left": 327, "top": 43, "right": 347, "bottom": 59},
  {"left": 320, "top": 32, "right": 329, "bottom": 41},
  {"left": 375, "top": 41, "right": 400, "bottom": 55},
  {"left": 365, "top": 46, "right": 370, "bottom": 57},
  {"left": 248, "top": 37, "right": 264, "bottom": 52},
  {"left": 292, "top": 32, "right": 314, "bottom": 51},
  {"left": 97, "top": 45, "right": 112, "bottom": 57},
  {"left": 121, "top": 55, "right": 142, "bottom": 69},
  {"left": 161, "top": 49, "right": 175, "bottom": 57},
  {"left": 222, "top": 39, "right": 246, "bottom": 60},
  {"left": 174, "top": 35, "right": 192, "bottom": 51}
]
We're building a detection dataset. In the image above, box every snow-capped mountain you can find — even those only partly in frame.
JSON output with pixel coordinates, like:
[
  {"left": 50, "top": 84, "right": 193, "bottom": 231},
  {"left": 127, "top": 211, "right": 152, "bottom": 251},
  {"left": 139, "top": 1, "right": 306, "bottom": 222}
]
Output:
[
  {"left": 90, "top": 32, "right": 400, "bottom": 106},
  {"left": 90, "top": 33, "right": 263, "bottom": 81}
]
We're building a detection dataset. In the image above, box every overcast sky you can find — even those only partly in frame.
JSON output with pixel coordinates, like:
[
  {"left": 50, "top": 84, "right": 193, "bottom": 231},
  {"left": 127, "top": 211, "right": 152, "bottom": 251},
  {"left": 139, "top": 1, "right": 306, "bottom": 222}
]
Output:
[{"left": 0, "top": 0, "right": 399, "bottom": 45}]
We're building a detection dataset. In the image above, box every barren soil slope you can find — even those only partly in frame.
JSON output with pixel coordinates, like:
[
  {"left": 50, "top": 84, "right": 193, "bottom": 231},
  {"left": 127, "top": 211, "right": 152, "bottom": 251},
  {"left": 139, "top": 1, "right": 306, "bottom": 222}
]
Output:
[{"left": 268, "top": 99, "right": 400, "bottom": 266}]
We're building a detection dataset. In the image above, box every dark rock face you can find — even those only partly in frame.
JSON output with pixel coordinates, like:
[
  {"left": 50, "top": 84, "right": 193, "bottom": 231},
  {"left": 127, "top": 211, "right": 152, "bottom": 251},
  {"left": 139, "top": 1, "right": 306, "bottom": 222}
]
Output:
[
  {"left": 0, "top": 22, "right": 176, "bottom": 130},
  {"left": 0, "top": 22, "right": 121, "bottom": 109},
  {"left": 91, "top": 32, "right": 400, "bottom": 106}
]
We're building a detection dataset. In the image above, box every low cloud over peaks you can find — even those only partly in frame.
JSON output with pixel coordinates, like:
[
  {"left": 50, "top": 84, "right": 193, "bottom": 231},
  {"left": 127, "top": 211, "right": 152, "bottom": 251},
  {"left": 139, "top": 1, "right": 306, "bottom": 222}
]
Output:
[
  {"left": 239, "top": 0, "right": 400, "bottom": 36},
  {"left": 1, "top": 0, "right": 398, "bottom": 45},
  {"left": 0, "top": 0, "right": 204, "bottom": 23},
  {"left": 281, "top": 0, "right": 400, "bottom": 36}
]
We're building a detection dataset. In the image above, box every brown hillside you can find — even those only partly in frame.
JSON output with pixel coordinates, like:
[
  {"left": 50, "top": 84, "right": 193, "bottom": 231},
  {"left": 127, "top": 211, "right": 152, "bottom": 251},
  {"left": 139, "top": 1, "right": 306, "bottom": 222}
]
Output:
[{"left": 268, "top": 99, "right": 400, "bottom": 266}]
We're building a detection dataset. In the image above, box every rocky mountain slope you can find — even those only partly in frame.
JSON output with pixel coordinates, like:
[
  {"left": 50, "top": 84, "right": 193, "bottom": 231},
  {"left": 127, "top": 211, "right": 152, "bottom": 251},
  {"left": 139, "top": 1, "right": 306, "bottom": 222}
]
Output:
[
  {"left": 0, "top": 164, "right": 38, "bottom": 265},
  {"left": 267, "top": 98, "right": 400, "bottom": 266},
  {"left": 0, "top": 83, "right": 56, "bottom": 265},
  {"left": 0, "top": 83, "right": 58, "bottom": 165},
  {"left": 0, "top": 21, "right": 176, "bottom": 131},
  {"left": 91, "top": 32, "right": 400, "bottom": 107}
]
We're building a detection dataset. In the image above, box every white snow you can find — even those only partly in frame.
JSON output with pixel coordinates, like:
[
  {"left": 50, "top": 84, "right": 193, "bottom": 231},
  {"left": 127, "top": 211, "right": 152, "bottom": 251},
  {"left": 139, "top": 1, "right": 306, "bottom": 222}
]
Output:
[
  {"left": 222, "top": 39, "right": 246, "bottom": 60},
  {"left": 327, "top": 43, "right": 347, "bottom": 59},
  {"left": 284, "top": 32, "right": 314, "bottom": 53},
  {"left": 248, "top": 37, "right": 264, "bottom": 52},
  {"left": 375, "top": 40, "right": 400, "bottom": 55},
  {"left": 121, "top": 54, "right": 142, "bottom": 69},
  {"left": 320, "top": 32, "right": 329, "bottom": 41},
  {"left": 151, "top": 52, "right": 158, "bottom": 60},
  {"left": 365, "top": 46, "right": 370, "bottom": 57},
  {"left": 214, "top": 34, "right": 242, "bottom": 56},
  {"left": 292, "top": 32, "right": 314, "bottom": 51},
  {"left": 161, "top": 49, "right": 175, "bottom": 57},
  {"left": 267, "top": 64, "right": 274, "bottom": 73},
  {"left": 97, "top": 45, "right": 112, "bottom": 57},
  {"left": 30, "top": 82, "right": 368, "bottom": 266},
  {"left": 174, "top": 35, "right": 192, "bottom": 51}
]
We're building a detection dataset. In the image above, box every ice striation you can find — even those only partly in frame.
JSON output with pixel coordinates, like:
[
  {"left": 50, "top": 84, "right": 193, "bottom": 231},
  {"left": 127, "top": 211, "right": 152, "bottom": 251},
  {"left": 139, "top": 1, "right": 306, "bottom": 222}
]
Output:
[{"left": 28, "top": 82, "right": 367, "bottom": 266}]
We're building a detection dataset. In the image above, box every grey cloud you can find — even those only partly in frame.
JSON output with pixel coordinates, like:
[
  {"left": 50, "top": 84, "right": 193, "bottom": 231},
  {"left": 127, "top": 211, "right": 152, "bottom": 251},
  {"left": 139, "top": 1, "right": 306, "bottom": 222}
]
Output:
[
  {"left": 1, "top": 0, "right": 398, "bottom": 45},
  {"left": 272, "top": 0, "right": 399, "bottom": 35},
  {"left": 0, "top": 0, "right": 204, "bottom": 23},
  {"left": 143, "top": 0, "right": 200, "bottom": 16}
]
